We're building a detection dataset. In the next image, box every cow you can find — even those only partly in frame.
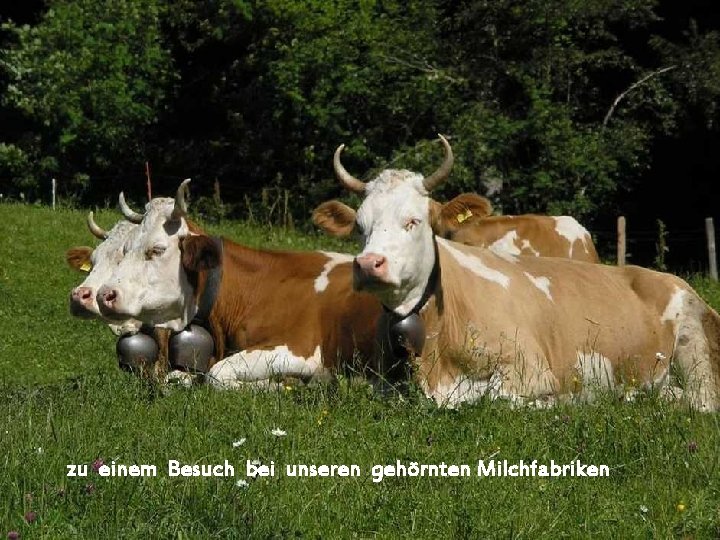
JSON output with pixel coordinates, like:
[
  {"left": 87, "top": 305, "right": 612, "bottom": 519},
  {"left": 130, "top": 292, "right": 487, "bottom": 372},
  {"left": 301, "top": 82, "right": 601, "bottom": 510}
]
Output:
[
  {"left": 94, "top": 181, "right": 384, "bottom": 388},
  {"left": 65, "top": 196, "right": 170, "bottom": 380},
  {"left": 430, "top": 194, "right": 599, "bottom": 262},
  {"left": 312, "top": 134, "right": 720, "bottom": 410}
]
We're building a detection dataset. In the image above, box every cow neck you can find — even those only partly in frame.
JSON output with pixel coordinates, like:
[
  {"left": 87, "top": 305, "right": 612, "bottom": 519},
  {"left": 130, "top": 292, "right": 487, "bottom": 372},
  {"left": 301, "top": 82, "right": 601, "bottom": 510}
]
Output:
[
  {"left": 382, "top": 239, "right": 440, "bottom": 360},
  {"left": 192, "top": 236, "right": 224, "bottom": 327},
  {"left": 382, "top": 238, "right": 440, "bottom": 322}
]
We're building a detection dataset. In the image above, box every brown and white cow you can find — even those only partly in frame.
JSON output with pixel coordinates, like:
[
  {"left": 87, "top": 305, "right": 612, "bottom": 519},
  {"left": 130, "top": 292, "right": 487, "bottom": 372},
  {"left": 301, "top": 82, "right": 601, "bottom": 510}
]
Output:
[
  {"left": 94, "top": 181, "right": 383, "bottom": 388},
  {"left": 430, "top": 194, "right": 599, "bottom": 262},
  {"left": 314, "top": 135, "right": 720, "bottom": 410}
]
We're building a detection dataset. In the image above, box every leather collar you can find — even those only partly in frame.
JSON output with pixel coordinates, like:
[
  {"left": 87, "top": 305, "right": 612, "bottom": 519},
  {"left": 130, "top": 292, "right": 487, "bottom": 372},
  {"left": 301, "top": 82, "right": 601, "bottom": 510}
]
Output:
[{"left": 192, "top": 236, "right": 223, "bottom": 326}]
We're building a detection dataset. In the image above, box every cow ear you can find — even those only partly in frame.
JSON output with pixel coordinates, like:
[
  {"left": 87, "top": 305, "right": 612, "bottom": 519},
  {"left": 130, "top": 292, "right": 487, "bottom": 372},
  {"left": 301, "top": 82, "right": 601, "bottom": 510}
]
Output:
[
  {"left": 432, "top": 193, "right": 493, "bottom": 236},
  {"left": 428, "top": 199, "right": 449, "bottom": 237},
  {"left": 312, "top": 200, "right": 357, "bottom": 237},
  {"left": 180, "top": 235, "right": 221, "bottom": 272},
  {"left": 66, "top": 246, "right": 94, "bottom": 272}
]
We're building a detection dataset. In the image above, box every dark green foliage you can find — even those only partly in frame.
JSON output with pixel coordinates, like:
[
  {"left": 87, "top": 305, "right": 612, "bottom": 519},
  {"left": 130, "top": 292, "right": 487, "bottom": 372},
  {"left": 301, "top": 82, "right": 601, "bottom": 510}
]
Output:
[
  {"left": 1, "top": 0, "right": 720, "bottom": 226},
  {"left": 0, "top": 0, "right": 174, "bottom": 201}
]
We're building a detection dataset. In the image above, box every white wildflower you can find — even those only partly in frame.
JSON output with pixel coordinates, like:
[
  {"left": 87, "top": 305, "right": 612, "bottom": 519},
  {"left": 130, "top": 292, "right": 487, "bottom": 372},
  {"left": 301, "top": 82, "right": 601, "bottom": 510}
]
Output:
[
  {"left": 232, "top": 438, "right": 247, "bottom": 448},
  {"left": 271, "top": 428, "right": 287, "bottom": 437}
]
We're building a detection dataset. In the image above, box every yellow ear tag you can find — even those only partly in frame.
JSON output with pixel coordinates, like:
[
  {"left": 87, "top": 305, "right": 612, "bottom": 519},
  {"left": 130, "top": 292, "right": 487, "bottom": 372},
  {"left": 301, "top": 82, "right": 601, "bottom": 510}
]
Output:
[
  {"left": 80, "top": 262, "right": 92, "bottom": 273},
  {"left": 456, "top": 208, "right": 473, "bottom": 223}
]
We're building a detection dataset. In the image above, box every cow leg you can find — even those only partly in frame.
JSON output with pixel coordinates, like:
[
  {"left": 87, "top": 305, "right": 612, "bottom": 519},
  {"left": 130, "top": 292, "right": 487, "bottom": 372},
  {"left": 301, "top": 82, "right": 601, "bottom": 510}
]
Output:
[
  {"left": 672, "top": 294, "right": 720, "bottom": 411},
  {"left": 164, "top": 369, "right": 201, "bottom": 387},
  {"left": 206, "top": 346, "right": 331, "bottom": 389},
  {"left": 497, "top": 346, "right": 559, "bottom": 404}
]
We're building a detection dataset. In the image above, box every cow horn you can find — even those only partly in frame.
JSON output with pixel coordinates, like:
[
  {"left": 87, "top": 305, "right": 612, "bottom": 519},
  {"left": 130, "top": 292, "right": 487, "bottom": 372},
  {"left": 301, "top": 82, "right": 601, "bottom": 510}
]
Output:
[
  {"left": 87, "top": 211, "right": 108, "bottom": 240},
  {"left": 118, "top": 192, "right": 144, "bottom": 223},
  {"left": 422, "top": 134, "right": 454, "bottom": 192},
  {"left": 171, "top": 178, "right": 191, "bottom": 219},
  {"left": 333, "top": 145, "right": 366, "bottom": 193}
]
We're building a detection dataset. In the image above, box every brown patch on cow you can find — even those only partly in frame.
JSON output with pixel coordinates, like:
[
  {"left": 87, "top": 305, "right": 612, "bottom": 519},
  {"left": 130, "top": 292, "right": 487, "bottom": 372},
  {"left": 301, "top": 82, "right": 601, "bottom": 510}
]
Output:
[
  {"left": 204, "top": 241, "right": 382, "bottom": 374},
  {"left": 431, "top": 193, "right": 493, "bottom": 237},
  {"left": 181, "top": 235, "right": 221, "bottom": 272},
  {"left": 447, "top": 214, "right": 600, "bottom": 263},
  {"left": 312, "top": 201, "right": 357, "bottom": 237},
  {"left": 66, "top": 246, "right": 93, "bottom": 271}
]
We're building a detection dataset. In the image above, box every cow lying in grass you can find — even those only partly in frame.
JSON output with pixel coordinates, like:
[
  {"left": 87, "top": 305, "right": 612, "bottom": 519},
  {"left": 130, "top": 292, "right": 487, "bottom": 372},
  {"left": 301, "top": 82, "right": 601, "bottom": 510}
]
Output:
[
  {"left": 313, "top": 134, "right": 720, "bottom": 410},
  {"left": 94, "top": 181, "right": 382, "bottom": 388}
]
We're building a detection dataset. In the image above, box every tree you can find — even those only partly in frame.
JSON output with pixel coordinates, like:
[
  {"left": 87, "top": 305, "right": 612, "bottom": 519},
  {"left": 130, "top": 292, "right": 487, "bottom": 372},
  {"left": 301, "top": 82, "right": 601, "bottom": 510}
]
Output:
[{"left": 0, "top": 0, "right": 174, "bottom": 201}]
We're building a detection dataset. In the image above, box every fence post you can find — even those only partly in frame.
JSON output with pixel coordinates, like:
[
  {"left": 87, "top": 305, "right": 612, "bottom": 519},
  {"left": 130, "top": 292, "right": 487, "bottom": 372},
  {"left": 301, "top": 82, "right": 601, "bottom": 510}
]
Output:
[
  {"left": 617, "top": 216, "right": 626, "bottom": 266},
  {"left": 145, "top": 161, "right": 152, "bottom": 201},
  {"left": 707, "top": 217, "right": 718, "bottom": 281},
  {"left": 51, "top": 178, "right": 56, "bottom": 210}
]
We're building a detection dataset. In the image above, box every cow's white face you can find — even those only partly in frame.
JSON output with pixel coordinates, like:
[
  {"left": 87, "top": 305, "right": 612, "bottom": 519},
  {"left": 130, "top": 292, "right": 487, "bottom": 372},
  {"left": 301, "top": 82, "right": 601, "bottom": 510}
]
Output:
[
  {"left": 354, "top": 170, "right": 436, "bottom": 315},
  {"left": 97, "top": 198, "right": 195, "bottom": 332},
  {"left": 67, "top": 220, "right": 143, "bottom": 335}
]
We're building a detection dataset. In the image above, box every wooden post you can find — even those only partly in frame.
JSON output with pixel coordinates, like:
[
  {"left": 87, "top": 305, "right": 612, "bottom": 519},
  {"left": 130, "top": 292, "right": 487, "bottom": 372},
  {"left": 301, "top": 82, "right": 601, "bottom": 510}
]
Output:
[
  {"left": 145, "top": 161, "right": 152, "bottom": 201},
  {"left": 707, "top": 217, "right": 718, "bottom": 281},
  {"left": 51, "top": 178, "right": 56, "bottom": 210},
  {"left": 617, "top": 216, "right": 626, "bottom": 266}
]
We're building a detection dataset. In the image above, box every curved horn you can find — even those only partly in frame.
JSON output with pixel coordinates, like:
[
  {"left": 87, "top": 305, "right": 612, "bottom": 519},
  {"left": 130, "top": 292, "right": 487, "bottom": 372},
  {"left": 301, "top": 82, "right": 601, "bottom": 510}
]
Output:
[
  {"left": 87, "top": 211, "right": 108, "bottom": 240},
  {"left": 333, "top": 145, "right": 366, "bottom": 193},
  {"left": 118, "top": 192, "right": 144, "bottom": 223},
  {"left": 422, "top": 134, "right": 454, "bottom": 192},
  {"left": 171, "top": 178, "right": 191, "bottom": 220}
]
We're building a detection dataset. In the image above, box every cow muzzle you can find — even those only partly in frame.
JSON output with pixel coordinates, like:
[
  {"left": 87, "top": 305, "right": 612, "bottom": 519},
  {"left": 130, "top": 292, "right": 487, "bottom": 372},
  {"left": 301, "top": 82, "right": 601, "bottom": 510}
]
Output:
[
  {"left": 96, "top": 285, "right": 127, "bottom": 319},
  {"left": 353, "top": 253, "right": 390, "bottom": 290},
  {"left": 69, "top": 286, "right": 97, "bottom": 318}
]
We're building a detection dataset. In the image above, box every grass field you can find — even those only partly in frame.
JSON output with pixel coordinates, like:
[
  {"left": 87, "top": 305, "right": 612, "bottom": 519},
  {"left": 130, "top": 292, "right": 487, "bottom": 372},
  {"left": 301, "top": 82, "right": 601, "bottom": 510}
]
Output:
[{"left": 1, "top": 203, "right": 720, "bottom": 538}]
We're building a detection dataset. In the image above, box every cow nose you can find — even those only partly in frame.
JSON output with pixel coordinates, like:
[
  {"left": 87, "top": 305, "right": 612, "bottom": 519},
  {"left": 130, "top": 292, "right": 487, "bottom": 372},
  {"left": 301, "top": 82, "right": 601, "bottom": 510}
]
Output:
[
  {"left": 355, "top": 253, "right": 388, "bottom": 279},
  {"left": 71, "top": 286, "right": 94, "bottom": 306},
  {"left": 97, "top": 286, "right": 119, "bottom": 310}
]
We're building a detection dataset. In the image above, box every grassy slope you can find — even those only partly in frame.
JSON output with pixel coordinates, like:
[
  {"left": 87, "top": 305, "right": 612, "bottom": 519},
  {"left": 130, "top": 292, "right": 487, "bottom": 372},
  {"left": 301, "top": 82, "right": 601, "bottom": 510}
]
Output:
[{"left": 1, "top": 204, "right": 719, "bottom": 538}]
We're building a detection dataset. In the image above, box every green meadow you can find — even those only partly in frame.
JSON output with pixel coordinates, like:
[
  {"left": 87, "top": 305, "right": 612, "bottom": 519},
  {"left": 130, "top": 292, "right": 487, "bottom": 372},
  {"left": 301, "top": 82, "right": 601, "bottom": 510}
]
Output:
[{"left": 1, "top": 203, "right": 719, "bottom": 538}]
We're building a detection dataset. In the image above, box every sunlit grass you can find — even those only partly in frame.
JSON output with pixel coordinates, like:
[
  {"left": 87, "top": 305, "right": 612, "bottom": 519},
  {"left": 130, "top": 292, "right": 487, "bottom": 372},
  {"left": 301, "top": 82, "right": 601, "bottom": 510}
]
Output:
[{"left": 1, "top": 203, "right": 719, "bottom": 537}]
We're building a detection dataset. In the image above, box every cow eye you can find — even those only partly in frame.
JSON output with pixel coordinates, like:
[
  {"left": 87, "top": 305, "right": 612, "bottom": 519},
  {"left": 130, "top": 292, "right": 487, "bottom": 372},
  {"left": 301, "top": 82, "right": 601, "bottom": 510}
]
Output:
[
  {"left": 146, "top": 246, "right": 166, "bottom": 259},
  {"left": 404, "top": 218, "right": 421, "bottom": 231}
]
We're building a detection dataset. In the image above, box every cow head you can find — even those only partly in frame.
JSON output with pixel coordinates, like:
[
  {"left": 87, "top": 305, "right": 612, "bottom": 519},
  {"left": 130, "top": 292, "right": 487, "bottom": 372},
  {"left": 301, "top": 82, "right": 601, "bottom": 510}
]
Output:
[
  {"left": 65, "top": 208, "right": 143, "bottom": 335},
  {"left": 96, "top": 180, "right": 218, "bottom": 332},
  {"left": 312, "top": 135, "right": 455, "bottom": 315}
]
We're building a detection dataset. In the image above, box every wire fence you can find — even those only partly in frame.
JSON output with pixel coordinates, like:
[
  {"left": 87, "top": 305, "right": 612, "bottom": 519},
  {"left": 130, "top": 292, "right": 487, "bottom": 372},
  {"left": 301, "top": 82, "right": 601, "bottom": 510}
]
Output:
[{"left": 598, "top": 217, "right": 717, "bottom": 279}]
